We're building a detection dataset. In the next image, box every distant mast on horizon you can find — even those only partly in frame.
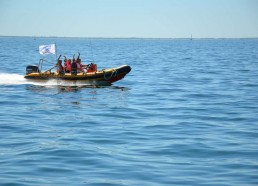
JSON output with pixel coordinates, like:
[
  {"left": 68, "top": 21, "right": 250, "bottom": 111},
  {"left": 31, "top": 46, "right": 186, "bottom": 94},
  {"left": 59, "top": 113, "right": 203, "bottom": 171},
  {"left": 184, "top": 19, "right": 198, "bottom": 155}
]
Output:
[{"left": 191, "top": 34, "right": 193, "bottom": 40}]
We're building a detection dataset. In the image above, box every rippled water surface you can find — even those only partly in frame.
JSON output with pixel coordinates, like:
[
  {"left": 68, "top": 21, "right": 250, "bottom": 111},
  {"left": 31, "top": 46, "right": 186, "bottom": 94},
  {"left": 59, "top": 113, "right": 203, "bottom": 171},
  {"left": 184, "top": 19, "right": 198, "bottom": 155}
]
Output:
[{"left": 0, "top": 37, "right": 258, "bottom": 185}]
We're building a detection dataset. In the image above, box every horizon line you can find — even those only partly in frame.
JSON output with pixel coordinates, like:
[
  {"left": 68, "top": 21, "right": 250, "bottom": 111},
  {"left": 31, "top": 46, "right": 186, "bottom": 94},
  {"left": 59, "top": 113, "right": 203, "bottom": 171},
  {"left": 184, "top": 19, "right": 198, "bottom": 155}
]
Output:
[{"left": 0, "top": 35, "right": 258, "bottom": 40}]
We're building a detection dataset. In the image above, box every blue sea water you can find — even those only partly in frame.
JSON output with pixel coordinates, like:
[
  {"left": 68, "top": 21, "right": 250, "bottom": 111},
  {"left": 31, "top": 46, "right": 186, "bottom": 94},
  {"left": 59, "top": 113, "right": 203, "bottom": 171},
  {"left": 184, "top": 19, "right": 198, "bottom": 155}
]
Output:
[{"left": 0, "top": 37, "right": 258, "bottom": 186}]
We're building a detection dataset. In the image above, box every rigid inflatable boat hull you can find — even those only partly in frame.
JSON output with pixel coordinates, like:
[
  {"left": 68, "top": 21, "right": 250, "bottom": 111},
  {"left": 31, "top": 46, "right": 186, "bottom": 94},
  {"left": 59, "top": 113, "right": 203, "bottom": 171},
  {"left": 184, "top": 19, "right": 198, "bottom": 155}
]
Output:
[{"left": 24, "top": 65, "right": 131, "bottom": 84}]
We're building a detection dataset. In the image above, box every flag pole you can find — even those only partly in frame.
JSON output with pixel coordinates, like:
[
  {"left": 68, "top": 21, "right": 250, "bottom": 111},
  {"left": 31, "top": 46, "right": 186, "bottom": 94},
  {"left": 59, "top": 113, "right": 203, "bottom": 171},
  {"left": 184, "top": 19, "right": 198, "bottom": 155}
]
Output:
[{"left": 55, "top": 42, "right": 57, "bottom": 61}]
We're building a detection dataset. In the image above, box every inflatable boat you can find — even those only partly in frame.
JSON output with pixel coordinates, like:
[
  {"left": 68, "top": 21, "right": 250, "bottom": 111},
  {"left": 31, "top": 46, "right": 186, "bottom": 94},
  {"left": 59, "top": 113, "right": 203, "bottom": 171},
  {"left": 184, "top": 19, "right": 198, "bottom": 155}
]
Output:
[{"left": 24, "top": 60, "right": 131, "bottom": 85}]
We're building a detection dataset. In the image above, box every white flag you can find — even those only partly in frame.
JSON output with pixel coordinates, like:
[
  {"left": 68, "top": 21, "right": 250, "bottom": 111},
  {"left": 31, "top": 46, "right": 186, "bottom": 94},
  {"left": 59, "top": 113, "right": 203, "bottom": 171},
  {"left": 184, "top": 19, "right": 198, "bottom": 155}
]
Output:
[{"left": 39, "top": 44, "right": 56, "bottom": 55}]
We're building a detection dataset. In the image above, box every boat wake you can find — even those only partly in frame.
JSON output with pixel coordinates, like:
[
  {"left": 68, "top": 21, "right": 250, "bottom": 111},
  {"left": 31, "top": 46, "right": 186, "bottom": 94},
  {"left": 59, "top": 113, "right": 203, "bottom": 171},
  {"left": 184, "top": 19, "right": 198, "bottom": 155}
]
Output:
[
  {"left": 0, "top": 73, "right": 28, "bottom": 85},
  {"left": 0, "top": 73, "right": 100, "bottom": 87}
]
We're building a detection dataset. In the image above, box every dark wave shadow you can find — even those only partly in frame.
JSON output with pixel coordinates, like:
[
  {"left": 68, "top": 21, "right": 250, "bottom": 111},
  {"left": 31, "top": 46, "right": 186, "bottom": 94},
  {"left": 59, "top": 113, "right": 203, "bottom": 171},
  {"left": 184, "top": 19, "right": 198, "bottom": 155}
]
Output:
[{"left": 26, "top": 84, "right": 130, "bottom": 94}]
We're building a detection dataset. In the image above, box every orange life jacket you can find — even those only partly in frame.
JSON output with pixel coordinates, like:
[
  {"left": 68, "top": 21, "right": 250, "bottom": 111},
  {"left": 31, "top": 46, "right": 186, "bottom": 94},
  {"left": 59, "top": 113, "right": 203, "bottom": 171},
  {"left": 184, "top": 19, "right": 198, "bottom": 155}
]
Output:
[{"left": 87, "top": 63, "right": 97, "bottom": 73}]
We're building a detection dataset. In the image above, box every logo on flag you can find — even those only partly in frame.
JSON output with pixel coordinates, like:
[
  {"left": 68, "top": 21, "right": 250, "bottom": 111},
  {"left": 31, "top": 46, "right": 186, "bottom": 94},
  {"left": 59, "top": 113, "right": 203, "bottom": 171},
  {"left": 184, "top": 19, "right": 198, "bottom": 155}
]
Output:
[{"left": 39, "top": 44, "right": 56, "bottom": 55}]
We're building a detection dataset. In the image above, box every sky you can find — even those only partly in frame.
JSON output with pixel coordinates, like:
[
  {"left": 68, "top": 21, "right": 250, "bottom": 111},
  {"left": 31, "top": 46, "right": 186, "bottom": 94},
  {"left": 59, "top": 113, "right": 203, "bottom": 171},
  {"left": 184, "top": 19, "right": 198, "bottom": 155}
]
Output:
[{"left": 0, "top": 0, "right": 258, "bottom": 38}]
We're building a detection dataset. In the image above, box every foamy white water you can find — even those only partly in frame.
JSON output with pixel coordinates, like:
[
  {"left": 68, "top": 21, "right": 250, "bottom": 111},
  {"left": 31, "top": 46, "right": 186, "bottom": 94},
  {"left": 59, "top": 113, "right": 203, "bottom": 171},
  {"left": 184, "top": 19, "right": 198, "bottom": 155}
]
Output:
[
  {"left": 0, "top": 73, "right": 28, "bottom": 85},
  {"left": 0, "top": 73, "right": 98, "bottom": 86}
]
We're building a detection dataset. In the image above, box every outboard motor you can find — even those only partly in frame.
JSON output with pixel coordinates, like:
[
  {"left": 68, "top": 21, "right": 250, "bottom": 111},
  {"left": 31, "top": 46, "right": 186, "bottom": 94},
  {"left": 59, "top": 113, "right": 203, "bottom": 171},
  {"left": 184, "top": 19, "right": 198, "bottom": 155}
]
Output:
[{"left": 26, "top": 65, "right": 40, "bottom": 75}]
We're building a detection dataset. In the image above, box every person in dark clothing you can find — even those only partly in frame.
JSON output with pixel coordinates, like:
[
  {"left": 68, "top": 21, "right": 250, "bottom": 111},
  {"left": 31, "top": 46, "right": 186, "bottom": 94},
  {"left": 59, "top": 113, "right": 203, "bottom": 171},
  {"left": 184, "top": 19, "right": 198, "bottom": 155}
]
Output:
[
  {"left": 56, "top": 55, "right": 64, "bottom": 74},
  {"left": 71, "top": 54, "right": 77, "bottom": 75}
]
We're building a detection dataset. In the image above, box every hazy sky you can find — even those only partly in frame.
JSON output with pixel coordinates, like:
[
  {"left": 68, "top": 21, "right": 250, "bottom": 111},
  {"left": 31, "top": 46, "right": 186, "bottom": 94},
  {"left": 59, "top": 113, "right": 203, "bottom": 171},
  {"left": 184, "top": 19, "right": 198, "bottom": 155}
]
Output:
[{"left": 0, "top": 0, "right": 258, "bottom": 38}]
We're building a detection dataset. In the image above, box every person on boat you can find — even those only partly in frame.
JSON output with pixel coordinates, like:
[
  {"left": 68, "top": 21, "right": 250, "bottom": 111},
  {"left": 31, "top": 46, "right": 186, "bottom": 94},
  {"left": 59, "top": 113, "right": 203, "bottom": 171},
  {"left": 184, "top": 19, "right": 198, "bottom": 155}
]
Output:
[
  {"left": 63, "top": 56, "right": 67, "bottom": 71},
  {"left": 56, "top": 55, "right": 64, "bottom": 74},
  {"left": 76, "top": 52, "right": 85, "bottom": 73},
  {"left": 64, "top": 56, "right": 67, "bottom": 64},
  {"left": 77, "top": 52, "right": 81, "bottom": 62},
  {"left": 71, "top": 55, "right": 77, "bottom": 75},
  {"left": 86, "top": 63, "right": 97, "bottom": 72},
  {"left": 64, "top": 56, "right": 72, "bottom": 73}
]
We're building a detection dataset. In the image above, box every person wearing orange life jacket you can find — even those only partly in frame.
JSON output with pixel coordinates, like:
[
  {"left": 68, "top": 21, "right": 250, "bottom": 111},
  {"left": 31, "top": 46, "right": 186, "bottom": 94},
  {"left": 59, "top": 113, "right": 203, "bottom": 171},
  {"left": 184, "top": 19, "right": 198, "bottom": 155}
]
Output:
[
  {"left": 67, "top": 59, "right": 72, "bottom": 73},
  {"left": 87, "top": 63, "right": 97, "bottom": 72},
  {"left": 64, "top": 56, "right": 72, "bottom": 73}
]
